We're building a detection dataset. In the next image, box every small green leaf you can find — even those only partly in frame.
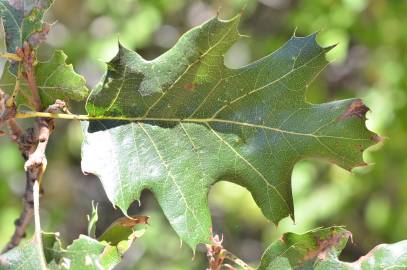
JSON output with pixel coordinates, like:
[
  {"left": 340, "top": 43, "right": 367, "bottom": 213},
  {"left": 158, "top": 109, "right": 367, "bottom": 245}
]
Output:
[
  {"left": 42, "top": 232, "right": 63, "bottom": 265},
  {"left": 1, "top": 50, "right": 89, "bottom": 109},
  {"left": 258, "top": 227, "right": 407, "bottom": 270},
  {"left": 98, "top": 215, "right": 149, "bottom": 245},
  {"left": 82, "top": 16, "right": 379, "bottom": 249},
  {"left": 59, "top": 235, "right": 107, "bottom": 270},
  {"left": 87, "top": 201, "right": 98, "bottom": 238}
]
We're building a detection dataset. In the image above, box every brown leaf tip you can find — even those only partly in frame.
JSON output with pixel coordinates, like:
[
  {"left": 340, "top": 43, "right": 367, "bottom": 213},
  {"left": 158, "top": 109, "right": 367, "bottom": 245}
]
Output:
[
  {"left": 118, "top": 215, "right": 150, "bottom": 227},
  {"left": 339, "top": 99, "right": 369, "bottom": 121},
  {"left": 371, "top": 134, "right": 383, "bottom": 143}
]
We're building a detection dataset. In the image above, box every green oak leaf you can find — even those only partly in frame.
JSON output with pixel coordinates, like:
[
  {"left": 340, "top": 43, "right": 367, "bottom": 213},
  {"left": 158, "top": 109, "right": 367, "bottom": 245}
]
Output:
[
  {"left": 1, "top": 50, "right": 89, "bottom": 109},
  {"left": 98, "top": 215, "right": 149, "bottom": 246},
  {"left": 81, "top": 15, "right": 379, "bottom": 249},
  {"left": 258, "top": 227, "right": 407, "bottom": 270},
  {"left": 0, "top": 0, "right": 53, "bottom": 53}
]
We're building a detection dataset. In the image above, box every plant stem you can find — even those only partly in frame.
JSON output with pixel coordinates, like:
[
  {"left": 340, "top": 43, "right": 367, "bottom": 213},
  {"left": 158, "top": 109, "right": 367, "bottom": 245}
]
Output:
[
  {"left": 21, "top": 43, "right": 41, "bottom": 111},
  {"left": 33, "top": 181, "right": 42, "bottom": 244},
  {"left": 206, "top": 233, "right": 255, "bottom": 270},
  {"left": 7, "top": 64, "right": 22, "bottom": 108},
  {"left": 16, "top": 111, "right": 92, "bottom": 120},
  {"left": 1, "top": 176, "right": 35, "bottom": 253},
  {"left": 0, "top": 52, "right": 22, "bottom": 62},
  {"left": 33, "top": 180, "right": 47, "bottom": 270}
]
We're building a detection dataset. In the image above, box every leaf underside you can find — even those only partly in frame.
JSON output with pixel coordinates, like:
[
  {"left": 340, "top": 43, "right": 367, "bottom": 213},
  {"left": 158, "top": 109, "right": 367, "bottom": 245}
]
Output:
[
  {"left": 80, "top": 15, "right": 379, "bottom": 249},
  {"left": 258, "top": 227, "right": 407, "bottom": 270}
]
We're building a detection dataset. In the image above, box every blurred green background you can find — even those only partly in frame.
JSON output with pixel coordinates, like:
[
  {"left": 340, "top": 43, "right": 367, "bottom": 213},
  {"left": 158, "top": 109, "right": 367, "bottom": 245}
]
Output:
[{"left": 1, "top": 0, "right": 406, "bottom": 269}]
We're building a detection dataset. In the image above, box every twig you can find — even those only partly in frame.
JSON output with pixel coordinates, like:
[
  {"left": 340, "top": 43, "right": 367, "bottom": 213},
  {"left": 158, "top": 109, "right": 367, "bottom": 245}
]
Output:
[
  {"left": 1, "top": 47, "right": 67, "bottom": 255},
  {"left": 33, "top": 181, "right": 43, "bottom": 247},
  {"left": 1, "top": 95, "right": 64, "bottom": 253},
  {"left": 206, "top": 231, "right": 254, "bottom": 270},
  {"left": 17, "top": 42, "right": 41, "bottom": 111},
  {"left": 33, "top": 179, "right": 47, "bottom": 269},
  {"left": 1, "top": 43, "right": 56, "bottom": 253},
  {"left": 1, "top": 89, "right": 37, "bottom": 253},
  {"left": 207, "top": 234, "right": 226, "bottom": 270},
  {"left": 1, "top": 173, "right": 35, "bottom": 253}
]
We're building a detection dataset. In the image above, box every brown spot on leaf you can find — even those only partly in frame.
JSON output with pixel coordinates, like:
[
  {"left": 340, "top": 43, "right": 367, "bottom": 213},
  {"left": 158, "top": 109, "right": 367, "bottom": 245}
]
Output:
[
  {"left": 357, "top": 144, "right": 364, "bottom": 153},
  {"left": 183, "top": 82, "right": 197, "bottom": 91},
  {"left": 339, "top": 99, "right": 369, "bottom": 121},
  {"left": 354, "top": 162, "right": 368, "bottom": 168},
  {"left": 302, "top": 230, "right": 351, "bottom": 262},
  {"left": 28, "top": 23, "right": 51, "bottom": 47}
]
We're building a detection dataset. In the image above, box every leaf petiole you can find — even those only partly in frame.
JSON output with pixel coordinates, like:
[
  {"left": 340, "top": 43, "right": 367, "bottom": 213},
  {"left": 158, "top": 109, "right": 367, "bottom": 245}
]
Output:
[{"left": 0, "top": 52, "right": 22, "bottom": 62}]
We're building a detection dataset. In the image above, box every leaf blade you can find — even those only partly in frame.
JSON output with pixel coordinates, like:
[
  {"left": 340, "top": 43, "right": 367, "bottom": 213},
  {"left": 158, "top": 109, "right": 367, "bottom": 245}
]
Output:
[
  {"left": 82, "top": 16, "right": 379, "bottom": 249},
  {"left": 258, "top": 227, "right": 407, "bottom": 270},
  {"left": 1, "top": 50, "right": 89, "bottom": 109}
]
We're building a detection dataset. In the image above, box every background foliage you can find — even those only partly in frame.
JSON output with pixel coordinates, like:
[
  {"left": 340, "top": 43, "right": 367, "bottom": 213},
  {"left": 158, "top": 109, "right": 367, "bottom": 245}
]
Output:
[{"left": 0, "top": 0, "right": 405, "bottom": 269}]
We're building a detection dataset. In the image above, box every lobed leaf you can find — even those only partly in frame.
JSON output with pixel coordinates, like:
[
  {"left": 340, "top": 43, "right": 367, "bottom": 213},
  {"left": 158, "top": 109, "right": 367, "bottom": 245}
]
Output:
[
  {"left": 258, "top": 227, "right": 407, "bottom": 270},
  {"left": 81, "top": 15, "right": 379, "bottom": 249},
  {"left": 82, "top": 17, "right": 378, "bottom": 247}
]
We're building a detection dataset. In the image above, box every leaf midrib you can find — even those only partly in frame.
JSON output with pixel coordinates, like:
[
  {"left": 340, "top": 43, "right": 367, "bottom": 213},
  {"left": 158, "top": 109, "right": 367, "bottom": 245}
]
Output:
[{"left": 82, "top": 116, "right": 369, "bottom": 142}]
